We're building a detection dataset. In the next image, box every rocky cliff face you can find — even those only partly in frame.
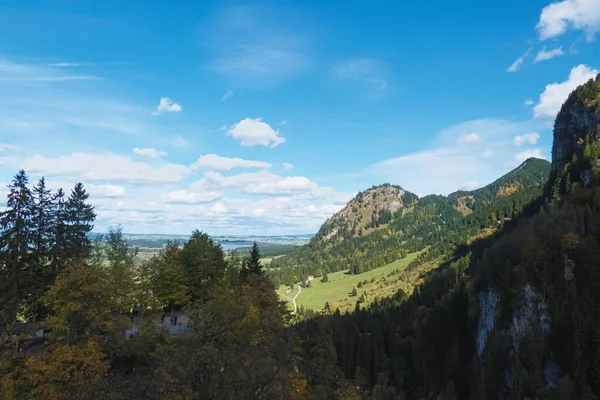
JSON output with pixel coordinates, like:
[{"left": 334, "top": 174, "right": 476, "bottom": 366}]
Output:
[
  {"left": 551, "top": 74, "right": 600, "bottom": 193},
  {"left": 316, "top": 184, "right": 417, "bottom": 244}
]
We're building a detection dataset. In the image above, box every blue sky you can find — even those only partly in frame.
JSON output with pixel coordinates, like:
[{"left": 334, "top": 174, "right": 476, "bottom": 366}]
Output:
[{"left": 1, "top": 0, "right": 599, "bottom": 235}]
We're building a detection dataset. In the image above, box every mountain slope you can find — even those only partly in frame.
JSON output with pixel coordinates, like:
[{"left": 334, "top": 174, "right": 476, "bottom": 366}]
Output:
[
  {"left": 270, "top": 158, "right": 551, "bottom": 284},
  {"left": 295, "top": 73, "right": 600, "bottom": 399}
]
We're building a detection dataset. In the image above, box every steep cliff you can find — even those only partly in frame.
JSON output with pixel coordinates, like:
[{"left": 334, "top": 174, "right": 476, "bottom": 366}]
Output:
[{"left": 551, "top": 74, "right": 600, "bottom": 195}]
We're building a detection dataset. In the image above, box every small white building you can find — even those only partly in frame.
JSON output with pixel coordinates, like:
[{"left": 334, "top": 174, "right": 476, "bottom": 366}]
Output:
[{"left": 307, "top": 275, "right": 314, "bottom": 281}]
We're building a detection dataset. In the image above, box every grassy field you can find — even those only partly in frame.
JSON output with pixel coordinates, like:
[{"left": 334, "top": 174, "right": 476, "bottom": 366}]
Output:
[
  {"left": 276, "top": 251, "right": 420, "bottom": 313},
  {"left": 261, "top": 255, "right": 283, "bottom": 266}
]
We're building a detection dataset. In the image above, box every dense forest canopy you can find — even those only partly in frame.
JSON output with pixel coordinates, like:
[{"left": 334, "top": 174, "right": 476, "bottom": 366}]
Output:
[{"left": 1, "top": 75, "right": 600, "bottom": 399}]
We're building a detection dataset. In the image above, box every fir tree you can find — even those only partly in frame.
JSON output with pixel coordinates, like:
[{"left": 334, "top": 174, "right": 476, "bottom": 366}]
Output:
[
  {"left": 65, "top": 183, "right": 96, "bottom": 262},
  {"left": 50, "top": 188, "right": 68, "bottom": 273},
  {"left": 241, "top": 242, "right": 263, "bottom": 278},
  {"left": 0, "top": 170, "right": 34, "bottom": 323},
  {"left": 29, "top": 177, "right": 55, "bottom": 320},
  {"left": 322, "top": 271, "right": 329, "bottom": 283}
]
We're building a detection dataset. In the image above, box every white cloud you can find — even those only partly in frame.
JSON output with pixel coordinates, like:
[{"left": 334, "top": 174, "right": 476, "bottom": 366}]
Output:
[
  {"left": 525, "top": 99, "right": 535, "bottom": 106},
  {"left": 507, "top": 50, "right": 529, "bottom": 73},
  {"left": 537, "top": 0, "right": 600, "bottom": 41},
  {"left": 509, "top": 149, "right": 547, "bottom": 166},
  {"left": 152, "top": 97, "right": 182, "bottom": 115},
  {"left": 189, "top": 170, "right": 347, "bottom": 199},
  {"left": 534, "top": 64, "right": 599, "bottom": 118},
  {"left": 369, "top": 118, "right": 543, "bottom": 196},
  {"left": 218, "top": 125, "right": 227, "bottom": 131},
  {"left": 190, "top": 154, "right": 271, "bottom": 171},
  {"left": 221, "top": 89, "right": 234, "bottom": 101},
  {"left": 133, "top": 147, "right": 167, "bottom": 158},
  {"left": 333, "top": 58, "right": 388, "bottom": 90},
  {"left": 514, "top": 132, "right": 540, "bottom": 146},
  {"left": 279, "top": 120, "right": 288, "bottom": 125},
  {"left": 282, "top": 162, "right": 294, "bottom": 170},
  {"left": 162, "top": 190, "right": 223, "bottom": 204},
  {"left": 535, "top": 47, "right": 565, "bottom": 62},
  {"left": 458, "top": 133, "right": 482, "bottom": 144},
  {"left": 22, "top": 153, "right": 191, "bottom": 184},
  {"left": 227, "top": 117, "right": 286, "bottom": 147},
  {"left": 87, "top": 184, "right": 126, "bottom": 198},
  {"left": 210, "top": 203, "right": 228, "bottom": 214}
]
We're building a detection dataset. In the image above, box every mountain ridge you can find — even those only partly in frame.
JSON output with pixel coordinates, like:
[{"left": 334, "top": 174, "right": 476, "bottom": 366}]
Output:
[{"left": 270, "top": 157, "right": 551, "bottom": 285}]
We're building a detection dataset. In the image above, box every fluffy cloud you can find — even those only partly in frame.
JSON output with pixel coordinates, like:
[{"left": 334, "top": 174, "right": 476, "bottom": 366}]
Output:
[
  {"left": 227, "top": 117, "right": 286, "bottom": 147},
  {"left": 87, "top": 184, "right": 126, "bottom": 198},
  {"left": 534, "top": 64, "right": 599, "bottom": 118},
  {"left": 369, "top": 118, "right": 542, "bottom": 196},
  {"left": 458, "top": 133, "right": 482, "bottom": 144},
  {"left": 190, "top": 154, "right": 271, "bottom": 171},
  {"left": 535, "top": 47, "right": 565, "bottom": 62},
  {"left": 152, "top": 97, "right": 182, "bottom": 115},
  {"left": 537, "top": 0, "right": 600, "bottom": 41},
  {"left": 525, "top": 99, "right": 535, "bottom": 106},
  {"left": 514, "top": 132, "right": 540, "bottom": 146},
  {"left": 282, "top": 162, "right": 294, "bottom": 170},
  {"left": 133, "top": 147, "right": 167, "bottom": 158},
  {"left": 188, "top": 170, "right": 351, "bottom": 200},
  {"left": 22, "top": 153, "right": 191, "bottom": 184},
  {"left": 509, "top": 149, "right": 547, "bottom": 166},
  {"left": 162, "top": 190, "right": 223, "bottom": 204}
]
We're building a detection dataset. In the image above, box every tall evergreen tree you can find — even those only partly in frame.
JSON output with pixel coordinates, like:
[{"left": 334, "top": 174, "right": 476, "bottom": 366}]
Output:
[
  {"left": 31, "top": 177, "right": 54, "bottom": 258},
  {"left": 29, "top": 177, "right": 55, "bottom": 320},
  {"left": 50, "top": 188, "right": 68, "bottom": 274},
  {"left": 65, "top": 183, "right": 96, "bottom": 262},
  {"left": 241, "top": 241, "right": 263, "bottom": 279},
  {"left": 0, "top": 170, "right": 34, "bottom": 323}
]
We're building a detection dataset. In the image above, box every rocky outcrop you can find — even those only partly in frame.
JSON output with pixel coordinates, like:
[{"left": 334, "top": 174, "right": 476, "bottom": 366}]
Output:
[{"left": 551, "top": 74, "right": 600, "bottom": 193}]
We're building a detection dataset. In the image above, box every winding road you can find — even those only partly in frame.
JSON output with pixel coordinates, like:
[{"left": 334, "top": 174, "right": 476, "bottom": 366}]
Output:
[{"left": 277, "top": 285, "right": 302, "bottom": 314}]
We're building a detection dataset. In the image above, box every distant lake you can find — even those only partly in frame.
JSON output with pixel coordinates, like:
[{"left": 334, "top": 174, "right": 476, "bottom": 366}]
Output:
[{"left": 219, "top": 242, "right": 253, "bottom": 251}]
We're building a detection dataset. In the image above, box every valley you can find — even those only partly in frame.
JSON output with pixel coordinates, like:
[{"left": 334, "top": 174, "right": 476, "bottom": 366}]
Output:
[{"left": 276, "top": 251, "right": 420, "bottom": 313}]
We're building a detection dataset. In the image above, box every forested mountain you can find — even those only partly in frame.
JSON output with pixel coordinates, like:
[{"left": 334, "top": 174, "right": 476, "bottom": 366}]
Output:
[
  {"left": 270, "top": 158, "right": 550, "bottom": 286},
  {"left": 2, "top": 75, "right": 600, "bottom": 399}
]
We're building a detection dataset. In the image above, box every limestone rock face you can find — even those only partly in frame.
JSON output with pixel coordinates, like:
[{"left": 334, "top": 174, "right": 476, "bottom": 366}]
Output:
[{"left": 550, "top": 74, "right": 600, "bottom": 194}]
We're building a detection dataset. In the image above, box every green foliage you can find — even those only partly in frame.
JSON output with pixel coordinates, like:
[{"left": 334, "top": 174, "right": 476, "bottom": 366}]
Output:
[
  {"left": 180, "top": 230, "right": 227, "bottom": 303},
  {"left": 269, "top": 159, "right": 551, "bottom": 287},
  {"left": 240, "top": 241, "right": 263, "bottom": 279},
  {"left": 145, "top": 241, "right": 190, "bottom": 312}
]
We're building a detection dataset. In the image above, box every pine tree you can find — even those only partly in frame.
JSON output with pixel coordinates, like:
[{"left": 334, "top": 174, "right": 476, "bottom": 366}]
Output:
[
  {"left": 241, "top": 242, "right": 263, "bottom": 278},
  {"left": 31, "top": 177, "right": 54, "bottom": 258},
  {"left": 29, "top": 177, "right": 55, "bottom": 320},
  {"left": 50, "top": 188, "right": 68, "bottom": 273},
  {"left": 0, "top": 170, "right": 34, "bottom": 323},
  {"left": 322, "top": 271, "right": 329, "bottom": 283},
  {"left": 65, "top": 183, "right": 96, "bottom": 262},
  {"left": 351, "top": 286, "right": 358, "bottom": 297}
]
